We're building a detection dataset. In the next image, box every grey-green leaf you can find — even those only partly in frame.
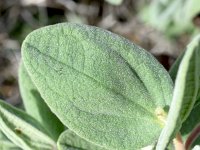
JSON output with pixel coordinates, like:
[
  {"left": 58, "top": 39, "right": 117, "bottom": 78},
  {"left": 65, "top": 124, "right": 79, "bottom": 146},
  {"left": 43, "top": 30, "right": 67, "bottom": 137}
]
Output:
[
  {"left": 0, "top": 131, "right": 21, "bottom": 150},
  {"left": 57, "top": 130, "right": 107, "bottom": 150},
  {"left": 156, "top": 35, "right": 200, "bottom": 150},
  {"left": 180, "top": 97, "right": 200, "bottom": 148},
  {"left": 22, "top": 23, "right": 173, "bottom": 149},
  {"left": 0, "top": 100, "right": 56, "bottom": 150},
  {"left": 169, "top": 51, "right": 185, "bottom": 82},
  {"left": 19, "top": 63, "right": 65, "bottom": 140}
]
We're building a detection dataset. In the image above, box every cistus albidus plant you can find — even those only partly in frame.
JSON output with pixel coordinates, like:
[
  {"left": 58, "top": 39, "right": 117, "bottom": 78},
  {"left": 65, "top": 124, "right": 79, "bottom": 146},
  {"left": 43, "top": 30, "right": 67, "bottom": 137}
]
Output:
[{"left": 0, "top": 23, "right": 200, "bottom": 150}]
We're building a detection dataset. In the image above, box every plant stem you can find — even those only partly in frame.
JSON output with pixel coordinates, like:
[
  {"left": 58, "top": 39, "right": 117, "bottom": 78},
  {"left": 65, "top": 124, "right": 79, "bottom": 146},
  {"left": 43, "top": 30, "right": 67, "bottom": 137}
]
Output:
[
  {"left": 185, "top": 123, "right": 200, "bottom": 150},
  {"left": 173, "top": 133, "right": 185, "bottom": 150}
]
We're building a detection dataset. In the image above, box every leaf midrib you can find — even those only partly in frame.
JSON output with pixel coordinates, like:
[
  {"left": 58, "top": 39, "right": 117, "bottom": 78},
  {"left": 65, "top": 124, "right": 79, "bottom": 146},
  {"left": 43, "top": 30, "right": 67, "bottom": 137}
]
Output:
[{"left": 25, "top": 43, "right": 157, "bottom": 119}]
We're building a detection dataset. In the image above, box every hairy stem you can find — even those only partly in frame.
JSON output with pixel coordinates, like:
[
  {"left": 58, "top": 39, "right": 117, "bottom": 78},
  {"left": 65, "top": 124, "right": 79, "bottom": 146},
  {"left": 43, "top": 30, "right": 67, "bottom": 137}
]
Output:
[
  {"left": 173, "top": 133, "right": 185, "bottom": 150},
  {"left": 185, "top": 123, "right": 200, "bottom": 150}
]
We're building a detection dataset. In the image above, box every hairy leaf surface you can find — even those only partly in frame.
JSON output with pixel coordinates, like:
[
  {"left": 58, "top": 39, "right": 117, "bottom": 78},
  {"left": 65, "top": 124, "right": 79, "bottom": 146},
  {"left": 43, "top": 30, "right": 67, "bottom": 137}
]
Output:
[
  {"left": 156, "top": 35, "right": 200, "bottom": 150},
  {"left": 170, "top": 44, "right": 200, "bottom": 148},
  {"left": 0, "top": 140, "right": 21, "bottom": 150},
  {"left": 22, "top": 23, "right": 173, "bottom": 149},
  {"left": 19, "top": 63, "right": 64, "bottom": 140},
  {"left": 0, "top": 131, "right": 21, "bottom": 150},
  {"left": 0, "top": 100, "right": 56, "bottom": 150},
  {"left": 57, "top": 130, "right": 106, "bottom": 150}
]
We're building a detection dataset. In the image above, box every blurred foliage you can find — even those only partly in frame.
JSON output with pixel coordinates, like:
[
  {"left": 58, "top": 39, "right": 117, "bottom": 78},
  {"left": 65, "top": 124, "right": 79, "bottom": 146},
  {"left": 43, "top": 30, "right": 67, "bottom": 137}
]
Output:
[
  {"left": 0, "top": 0, "right": 138, "bottom": 44},
  {"left": 105, "top": 0, "right": 123, "bottom": 5},
  {"left": 140, "top": 0, "right": 200, "bottom": 37}
]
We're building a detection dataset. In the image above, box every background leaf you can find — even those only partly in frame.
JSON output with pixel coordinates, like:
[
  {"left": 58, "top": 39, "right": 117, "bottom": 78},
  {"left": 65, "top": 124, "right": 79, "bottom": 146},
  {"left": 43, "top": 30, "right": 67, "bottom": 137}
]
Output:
[
  {"left": 22, "top": 23, "right": 173, "bottom": 149},
  {"left": 140, "top": 0, "right": 200, "bottom": 37},
  {"left": 0, "top": 100, "right": 56, "bottom": 150},
  {"left": 156, "top": 35, "right": 200, "bottom": 150},
  {"left": 19, "top": 63, "right": 65, "bottom": 140},
  {"left": 57, "top": 130, "right": 106, "bottom": 150}
]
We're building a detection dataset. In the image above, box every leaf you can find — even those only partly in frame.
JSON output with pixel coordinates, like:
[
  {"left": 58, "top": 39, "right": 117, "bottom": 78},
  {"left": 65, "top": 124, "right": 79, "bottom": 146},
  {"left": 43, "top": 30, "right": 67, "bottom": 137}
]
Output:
[
  {"left": 169, "top": 51, "right": 185, "bottom": 82},
  {"left": 156, "top": 35, "right": 200, "bottom": 150},
  {"left": 105, "top": 0, "right": 123, "bottom": 5},
  {"left": 22, "top": 23, "right": 173, "bottom": 149},
  {"left": 19, "top": 63, "right": 65, "bottom": 140},
  {"left": 0, "top": 130, "right": 8, "bottom": 140},
  {"left": 57, "top": 130, "right": 106, "bottom": 150},
  {"left": 180, "top": 98, "right": 200, "bottom": 149},
  {"left": 0, "top": 131, "right": 21, "bottom": 150},
  {"left": 0, "top": 140, "right": 21, "bottom": 150},
  {"left": 0, "top": 99, "right": 56, "bottom": 150},
  {"left": 169, "top": 42, "right": 200, "bottom": 149}
]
